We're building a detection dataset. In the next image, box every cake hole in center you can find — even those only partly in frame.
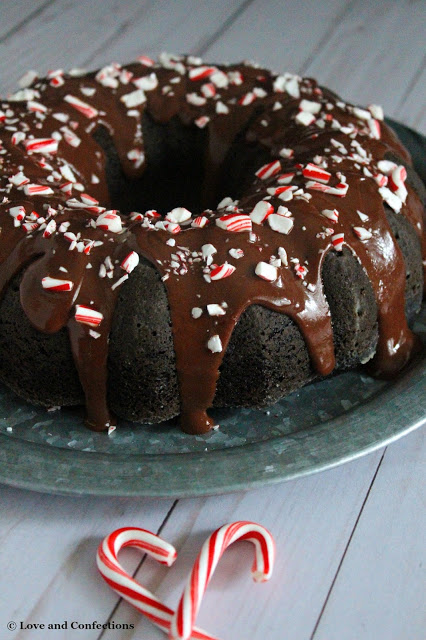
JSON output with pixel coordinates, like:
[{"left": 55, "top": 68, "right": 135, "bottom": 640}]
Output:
[{"left": 93, "top": 111, "right": 269, "bottom": 216}]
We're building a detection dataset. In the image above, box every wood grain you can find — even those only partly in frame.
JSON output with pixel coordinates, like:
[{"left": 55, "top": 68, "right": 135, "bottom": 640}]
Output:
[{"left": 312, "top": 428, "right": 426, "bottom": 640}]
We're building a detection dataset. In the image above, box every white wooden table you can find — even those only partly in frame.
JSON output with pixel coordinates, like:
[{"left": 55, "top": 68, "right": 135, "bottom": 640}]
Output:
[{"left": 0, "top": 1, "right": 425, "bottom": 638}]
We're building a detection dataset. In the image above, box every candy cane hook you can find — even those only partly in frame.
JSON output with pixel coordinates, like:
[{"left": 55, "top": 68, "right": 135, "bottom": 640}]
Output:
[
  {"left": 96, "top": 527, "right": 218, "bottom": 640},
  {"left": 169, "top": 521, "right": 275, "bottom": 640}
]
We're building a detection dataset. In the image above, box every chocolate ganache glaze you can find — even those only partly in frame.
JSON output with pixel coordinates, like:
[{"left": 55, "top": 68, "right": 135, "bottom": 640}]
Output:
[{"left": 0, "top": 54, "right": 424, "bottom": 434}]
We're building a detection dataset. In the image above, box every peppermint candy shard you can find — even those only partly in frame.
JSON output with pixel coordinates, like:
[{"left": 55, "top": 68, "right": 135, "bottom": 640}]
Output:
[
  {"left": 278, "top": 246, "right": 288, "bottom": 266},
  {"left": 195, "top": 116, "right": 210, "bottom": 129},
  {"left": 127, "top": 148, "right": 145, "bottom": 168},
  {"left": 216, "top": 214, "right": 252, "bottom": 233},
  {"left": 377, "top": 160, "right": 397, "bottom": 175},
  {"left": 306, "top": 181, "right": 349, "bottom": 197},
  {"left": 189, "top": 66, "right": 217, "bottom": 81},
  {"left": 279, "top": 147, "right": 294, "bottom": 159},
  {"left": 299, "top": 99, "right": 321, "bottom": 114},
  {"left": 24, "top": 138, "right": 58, "bottom": 155},
  {"left": 331, "top": 233, "right": 344, "bottom": 251},
  {"left": 201, "top": 82, "right": 216, "bottom": 98},
  {"left": 302, "top": 163, "right": 331, "bottom": 184},
  {"left": 294, "top": 263, "right": 308, "bottom": 279},
  {"left": 42, "top": 277, "right": 73, "bottom": 292},
  {"left": 353, "top": 226, "right": 372, "bottom": 241},
  {"left": 255, "top": 261, "right": 278, "bottom": 282},
  {"left": 64, "top": 94, "right": 99, "bottom": 119},
  {"left": 207, "top": 304, "right": 226, "bottom": 316},
  {"left": 75, "top": 305, "right": 103, "bottom": 327},
  {"left": 229, "top": 248, "right": 244, "bottom": 259},
  {"left": 24, "top": 184, "right": 54, "bottom": 196},
  {"left": 12, "top": 131, "right": 26, "bottom": 145},
  {"left": 255, "top": 160, "right": 281, "bottom": 180},
  {"left": 378, "top": 186, "right": 402, "bottom": 213},
  {"left": 121, "top": 251, "right": 140, "bottom": 274},
  {"left": 202, "top": 243, "right": 217, "bottom": 263},
  {"left": 43, "top": 219, "right": 57, "bottom": 238},
  {"left": 120, "top": 89, "right": 146, "bottom": 108},
  {"left": 81, "top": 193, "right": 99, "bottom": 206},
  {"left": 9, "top": 206, "right": 26, "bottom": 224},
  {"left": 166, "top": 207, "right": 192, "bottom": 223},
  {"left": 133, "top": 73, "right": 158, "bottom": 91},
  {"left": 368, "top": 104, "right": 384, "bottom": 120},
  {"left": 295, "top": 111, "right": 316, "bottom": 126},
  {"left": 207, "top": 334, "right": 223, "bottom": 353},
  {"left": 369, "top": 119, "right": 381, "bottom": 139},
  {"left": 250, "top": 201, "right": 274, "bottom": 225},
  {"left": 162, "top": 220, "right": 181, "bottom": 234},
  {"left": 267, "top": 214, "right": 293, "bottom": 235},
  {"left": 191, "top": 307, "right": 203, "bottom": 319},
  {"left": 321, "top": 209, "right": 339, "bottom": 223},
  {"left": 95, "top": 210, "right": 123, "bottom": 233},
  {"left": 210, "top": 263, "right": 236, "bottom": 280},
  {"left": 191, "top": 216, "right": 208, "bottom": 228},
  {"left": 357, "top": 210, "right": 369, "bottom": 222},
  {"left": 9, "top": 171, "right": 29, "bottom": 187},
  {"left": 388, "top": 166, "right": 408, "bottom": 203},
  {"left": 277, "top": 172, "right": 295, "bottom": 185}
]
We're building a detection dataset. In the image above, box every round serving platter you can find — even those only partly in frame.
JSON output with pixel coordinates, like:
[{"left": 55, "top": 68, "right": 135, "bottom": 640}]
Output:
[{"left": 0, "top": 120, "right": 424, "bottom": 498}]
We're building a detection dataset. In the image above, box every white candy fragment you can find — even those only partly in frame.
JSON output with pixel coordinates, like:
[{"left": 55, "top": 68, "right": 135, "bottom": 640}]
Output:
[
  {"left": 207, "top": 335, "right": 223, "bottom": 353},
  {"left": 250, "top": 201, "right": 274, "bottom": 225},
  {"left": 191, "top": 307, "right": 203, "bottom": 319},
  {"left": 378, "top": 186, "right": 402, "bottom": 213},
  {"left": 255, "top": 261, "right": 278, "bottom": 282},
  {"left": 228, "top": 248, "right": 244, "bottom": 259},
  {"left": 166, "top": 207, "right": 192, "bottom": 223},
  {"left": 202, "top": 243, "right": 217, "bottom": 265},
  {"left": 267, "top": 214, "right": 294, "bottom": 235},
  {"left": 120, "top": 89, "right": 146, "bottom": 108},
  {"left": 96, "top": 210, "right": 123, "bottom": 233},
  {"left": 207, "top": 304, "right": 226, "bottom": 316},
  {"left": 295, "top": 111, "right": 316, "bottom": 126},
  {"left": 353, "top": 226, "right": 372, "bottom": 241},
  {"left": 278, "top": 246, "right": 288, "bottom": 267},
  {"left": 299, "top": 99, "right": 321, "bottom": 114}
]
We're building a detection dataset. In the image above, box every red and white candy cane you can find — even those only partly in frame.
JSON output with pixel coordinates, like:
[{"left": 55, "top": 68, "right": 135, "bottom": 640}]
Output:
[
  {"left": 97, "top": 527, "right": 217, "bottom": 640},
  {"left": 169, "top": 521, "right": 275, "bottom": 640}
]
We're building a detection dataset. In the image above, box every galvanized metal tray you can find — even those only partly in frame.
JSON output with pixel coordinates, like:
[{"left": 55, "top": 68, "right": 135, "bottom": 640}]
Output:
[{"left": 0, "top": 120, "right": 424, "bottom": 497}]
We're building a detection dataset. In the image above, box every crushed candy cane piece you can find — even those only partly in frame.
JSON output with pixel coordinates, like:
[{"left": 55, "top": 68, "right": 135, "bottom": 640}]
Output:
[
  {"left": 255, "top": 261, "right": 278, "bottom": 282},
  {"left": 75, "top": 305, "right": 103, "bottom": 327}
]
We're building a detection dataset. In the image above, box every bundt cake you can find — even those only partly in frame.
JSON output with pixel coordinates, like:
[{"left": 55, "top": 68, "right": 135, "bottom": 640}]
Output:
[{"left": 0, "top": 54, "right": 424, "bottom": 435}]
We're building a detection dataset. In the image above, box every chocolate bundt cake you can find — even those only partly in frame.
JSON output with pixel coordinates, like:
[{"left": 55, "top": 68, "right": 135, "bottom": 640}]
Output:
[{"left": 0, "top": 54, "right": 424, "bottom": 435}]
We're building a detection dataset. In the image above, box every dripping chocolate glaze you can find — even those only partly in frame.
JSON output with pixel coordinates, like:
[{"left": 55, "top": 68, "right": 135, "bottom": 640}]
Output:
[{"left": 0, "top": 56, "right": 423, "bottom": 434}]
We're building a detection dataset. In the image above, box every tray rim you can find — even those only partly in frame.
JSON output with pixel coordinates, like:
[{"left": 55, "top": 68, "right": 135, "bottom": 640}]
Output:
[{"left": 0, "top": 353, "right": 424, "bottom": 498}]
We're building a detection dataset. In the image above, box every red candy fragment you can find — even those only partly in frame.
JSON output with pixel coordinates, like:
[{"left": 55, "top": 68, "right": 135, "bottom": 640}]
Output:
[
  {"left": 302, "top": 163, "right": 331, "bottom": 184},
  {"left": 210, "top": 263, "right": 236, "bottom": 280},
  {"left": 75, "top": 305, "right": 103, "bottom": 327},
  {"left": 255, "top": 160, "right": 281, "bottom": 180},
  {"left": 42, "top": 277, "right": 73, "bottom": 292},
  {"left": 216, "top": 214, "right": 252, "bottom": 233},
  {"left": 121, "top": 251, "right": 140, "bottom": 274}
]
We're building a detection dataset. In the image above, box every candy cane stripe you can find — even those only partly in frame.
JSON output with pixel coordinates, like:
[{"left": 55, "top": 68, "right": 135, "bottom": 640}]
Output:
[
  {"left": 96, "top": 527, "right": 217, "bottom": 640},
  {"left": 170, "top": 521, "right": 275, "bottom": 640}
]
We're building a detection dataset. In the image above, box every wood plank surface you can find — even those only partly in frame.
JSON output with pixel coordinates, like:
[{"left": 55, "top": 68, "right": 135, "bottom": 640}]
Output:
[{"left": 313, "top": 427, "right": 426, "bottom": 640}]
